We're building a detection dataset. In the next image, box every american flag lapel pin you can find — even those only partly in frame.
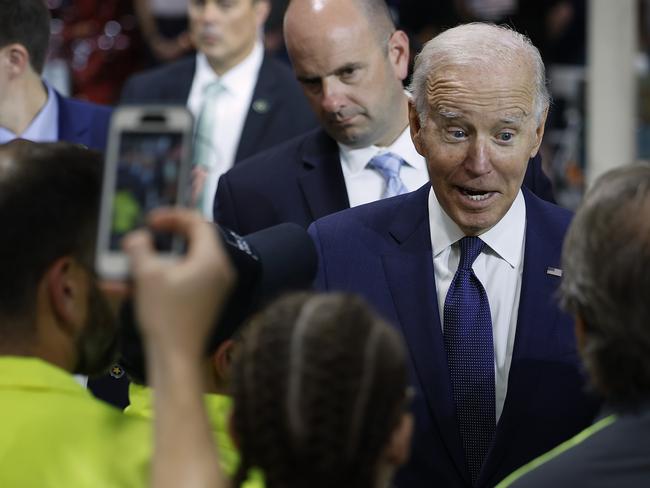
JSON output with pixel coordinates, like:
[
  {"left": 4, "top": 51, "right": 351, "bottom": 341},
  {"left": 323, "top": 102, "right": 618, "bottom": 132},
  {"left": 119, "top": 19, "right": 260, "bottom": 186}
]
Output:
[{"left": 546, "top": 267, "right": 563, "bottom": 277}]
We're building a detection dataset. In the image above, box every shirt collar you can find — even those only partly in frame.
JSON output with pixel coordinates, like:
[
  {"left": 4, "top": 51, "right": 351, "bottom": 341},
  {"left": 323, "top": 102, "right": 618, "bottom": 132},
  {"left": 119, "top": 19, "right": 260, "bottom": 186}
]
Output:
[
  {"left": 338, "top": 125, "right": 425, "bottom": 175},
  {"left": 0, "top": 82, "right": 59, "bottom": 144},
  {"left": 428, "top": 187, "right": 526, "bottom": 268},
  {"left": 194, "top": 41, "right": 264, "bottom": 96},
  {"left": 0, "top": 356, "right": 89, "bottom": 397}
]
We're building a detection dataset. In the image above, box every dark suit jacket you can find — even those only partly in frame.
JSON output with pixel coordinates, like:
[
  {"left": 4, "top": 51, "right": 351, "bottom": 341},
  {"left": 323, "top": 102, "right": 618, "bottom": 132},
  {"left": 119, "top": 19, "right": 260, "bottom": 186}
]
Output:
[
  {"left": 308, "top": 185, "right": 600, "bottom": 487},
  {"left": 214, "top": 127, "right": 556, "bottom": 235},
  {"left": 56, "top": 91, "right": 111, "bottom": 151},
  {"left": 120, "top": 54, "right": 318, "bottom": 163}
]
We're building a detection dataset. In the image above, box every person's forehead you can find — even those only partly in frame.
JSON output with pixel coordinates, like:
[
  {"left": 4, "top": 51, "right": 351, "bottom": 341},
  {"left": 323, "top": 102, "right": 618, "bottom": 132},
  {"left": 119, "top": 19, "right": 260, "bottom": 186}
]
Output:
[
  {"left": 288, "top": 18, "right": 380, "bottom": 71},
  {"left": 426, "top": 62, "right": 536, "bottom": 114},
  {"left": 190, "top": 0, "right": 255, "bottom": 7},
  {"left": 188, "top": 0, "right": 258, "bottom": 16}
]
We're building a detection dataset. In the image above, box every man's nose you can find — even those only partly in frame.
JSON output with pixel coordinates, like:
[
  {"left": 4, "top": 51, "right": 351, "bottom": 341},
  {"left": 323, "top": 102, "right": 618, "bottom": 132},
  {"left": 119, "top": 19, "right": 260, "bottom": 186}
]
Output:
[
  {"left": 320, "top": 78, "right": 346, "bottom": 114},
  {"left": 464, "top": 137, "right": 492, "bottom": 176}
]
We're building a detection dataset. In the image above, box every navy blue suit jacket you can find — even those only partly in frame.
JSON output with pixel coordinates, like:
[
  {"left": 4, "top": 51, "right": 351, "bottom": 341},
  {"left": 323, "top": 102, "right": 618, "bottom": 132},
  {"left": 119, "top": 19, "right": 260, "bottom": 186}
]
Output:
[
  {"left": 120, "top": 54, "right": 318, "bottom": 163},
  {"left": 214, "top": 128, "right": 556, "bottom": 235},
  {"left": 308, "top": 185, "right": 600, "bottom": 487},
  {"left": 56, "top": 91, "right": 111, "bottom": 151}
]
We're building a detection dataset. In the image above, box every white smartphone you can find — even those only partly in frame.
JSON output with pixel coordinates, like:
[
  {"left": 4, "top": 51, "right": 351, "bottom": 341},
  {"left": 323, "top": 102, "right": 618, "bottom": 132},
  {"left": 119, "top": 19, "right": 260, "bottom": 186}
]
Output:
[{"left": 96, "top": 106, "right": 194, "bottom": 280}]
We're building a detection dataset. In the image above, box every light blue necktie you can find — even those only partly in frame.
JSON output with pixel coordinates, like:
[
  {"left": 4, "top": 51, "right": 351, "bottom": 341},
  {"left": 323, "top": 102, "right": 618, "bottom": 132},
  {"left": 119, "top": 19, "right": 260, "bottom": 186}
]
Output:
[
  {"left": 443, "top": 237, "right": 496, "bottom": 484},
  {"left": 192, "top": 80, "right": 223, "bottom": 211},
  {"left": 367, "top": 152, "right": 409, "bottom": 198}
]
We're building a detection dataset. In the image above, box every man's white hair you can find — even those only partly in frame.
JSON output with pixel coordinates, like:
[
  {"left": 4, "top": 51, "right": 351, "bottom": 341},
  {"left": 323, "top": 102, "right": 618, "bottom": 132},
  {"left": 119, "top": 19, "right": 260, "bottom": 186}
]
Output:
[{"left": 408, "top": 23, "right": 550, "bottom": 123}]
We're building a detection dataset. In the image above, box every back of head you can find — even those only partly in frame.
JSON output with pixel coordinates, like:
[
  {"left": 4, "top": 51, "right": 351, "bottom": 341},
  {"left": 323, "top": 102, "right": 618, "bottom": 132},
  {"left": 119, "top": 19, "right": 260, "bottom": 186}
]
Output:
[
  {"left": 409, "top": 22, "right": 549, "bottom": 123},
  {"left": 231, "top": 292, "right": 408, "bottom": 488},
  {"left": 561, "top": 165, "right": 650, "bottom": 409},
  {"left": 0, "top": 140, "right": 101, "bottom": 339},
  {"left": 0, "top": 0, "right": 50, "bottom": 74}
]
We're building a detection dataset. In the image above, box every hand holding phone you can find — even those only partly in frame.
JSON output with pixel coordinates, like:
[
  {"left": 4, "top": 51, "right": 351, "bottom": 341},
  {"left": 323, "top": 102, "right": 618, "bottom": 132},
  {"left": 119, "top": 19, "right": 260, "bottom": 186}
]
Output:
[{"left": 96, "top": 106, "right": 193, "bottom": 280}]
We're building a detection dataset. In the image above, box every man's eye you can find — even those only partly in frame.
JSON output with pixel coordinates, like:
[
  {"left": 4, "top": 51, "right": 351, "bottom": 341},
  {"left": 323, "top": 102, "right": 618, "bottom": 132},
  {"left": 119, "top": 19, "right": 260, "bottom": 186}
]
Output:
[
  {"left": 340, "top": 68, "right": 359, "bottom": 81},
  {"left": 449, "top": 130, "right": 466, "bottom": 139},
  {"left": 497, "top": 132, "right": 514, "bottom": 142},
  {"left": 300, "top": 80, "right": 322, "bottom": 94}
]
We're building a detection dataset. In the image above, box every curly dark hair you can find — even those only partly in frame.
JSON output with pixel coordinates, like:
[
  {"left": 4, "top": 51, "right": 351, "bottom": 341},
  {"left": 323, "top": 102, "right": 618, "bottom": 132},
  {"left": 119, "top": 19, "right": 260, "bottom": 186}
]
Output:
[{"left": 231, "top": 292, "right": 408, "bottom": 488}]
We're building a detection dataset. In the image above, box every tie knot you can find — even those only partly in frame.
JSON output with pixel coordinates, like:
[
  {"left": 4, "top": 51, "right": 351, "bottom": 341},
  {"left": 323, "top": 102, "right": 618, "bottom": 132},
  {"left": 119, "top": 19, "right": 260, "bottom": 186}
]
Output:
[
  {"left": 458, "top": 236, "right": 485, "bottom": 270},
  {"left": 203, "top": 80, "right": 223, "bottom": 97},
  {"left": 367, "top": 152, "right": 405, "bottom": 177}
]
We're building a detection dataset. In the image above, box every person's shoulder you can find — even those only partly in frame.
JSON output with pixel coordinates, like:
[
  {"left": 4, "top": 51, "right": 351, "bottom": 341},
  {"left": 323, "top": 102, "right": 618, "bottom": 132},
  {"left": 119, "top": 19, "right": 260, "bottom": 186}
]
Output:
[
  {"left": 58, "top": 93, "right": 112, "bottom": 117},
  {"left": 121, "top": 57, "right": 196, "bottom": 101},
  {"left": 259, "top": 54, "right": 297, "bottom": 80},
  {"left": 313, "top": 184, "right": 430, "bottom": 235},
  {"left": 128, "top": 57, "right": 195, "bottom": 85},
  {"left": 502, "top": 416, "right": 620, "bottom": 488},
  {"left": 523, "top": 187, "right": 573, "bottom": 234},
  {"left": 225, "top": 128, "right": 325, "bottom": 181}
]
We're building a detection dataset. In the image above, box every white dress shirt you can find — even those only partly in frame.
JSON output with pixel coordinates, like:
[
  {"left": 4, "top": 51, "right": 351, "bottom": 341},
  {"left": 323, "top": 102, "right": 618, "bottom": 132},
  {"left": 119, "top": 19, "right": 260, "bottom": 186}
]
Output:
[
  {"left": 187, "top": 42, "right": 263, "bottom": 219},
  {"left": 0, "top": 82, "right": 59, "bottom": 144},
  {"left": 339, "top": 126, "right": 429, "bottom": 207},
  {"left": 428, "top": 187, "right": 526, "bottom": 421}
]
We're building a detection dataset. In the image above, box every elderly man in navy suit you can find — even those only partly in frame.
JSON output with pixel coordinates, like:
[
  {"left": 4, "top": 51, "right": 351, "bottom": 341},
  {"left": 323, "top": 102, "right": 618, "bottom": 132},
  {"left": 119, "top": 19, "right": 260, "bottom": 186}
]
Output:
[
  {"left": 213, "top": 0, "right": 555, "bottom": 236},
  {"left": 0, "top": 0, "right": 110, "bottom": 151},
  {"left": 122, "top": 0, "right": 317, "bottom": 219},
  {"left": 308, "top": 23, "right": 599, "bottom": 488}
]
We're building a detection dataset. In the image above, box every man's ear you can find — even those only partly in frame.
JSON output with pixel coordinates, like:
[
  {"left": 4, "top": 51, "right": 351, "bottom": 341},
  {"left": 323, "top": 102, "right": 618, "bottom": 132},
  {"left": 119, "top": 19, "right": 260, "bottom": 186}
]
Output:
[
  {"left": 408, "top": 100, "right": 424, "bottom": 156},
  {"left": 254, "top": 0, "right": 271, "bottom": 29},
  {"left": 388, "top": 30, "right": 410, "bottom": 82},
  {"left": 382, "top": 412, "right": 414, "bottom": 467},
  {"left": 210, "top": 339, "right": 236, "bottom": 382},
  {"left": 0, "top": 43, "right": 30, "bottom": 78},
  {"left": 45, "top": 257, "right": 89, "bottom": 337}
]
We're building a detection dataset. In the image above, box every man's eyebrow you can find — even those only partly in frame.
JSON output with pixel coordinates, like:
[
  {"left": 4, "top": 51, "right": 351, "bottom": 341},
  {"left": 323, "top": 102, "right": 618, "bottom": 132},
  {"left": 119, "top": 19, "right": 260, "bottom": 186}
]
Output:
[
  {"left": 296, "top": 75, "right": 320, "bottom": 84},
  {"left": 437, "top": 109, "right": 464, "bottom": 119},
  {"left": 500, "top": 114, "right": 526, "bottom": 124},
  {"left": 297, "top": 62, "right": 364, "bottom": 84},
  {"left": 333, "top": 62, "right": 363, "bottom": 76}
]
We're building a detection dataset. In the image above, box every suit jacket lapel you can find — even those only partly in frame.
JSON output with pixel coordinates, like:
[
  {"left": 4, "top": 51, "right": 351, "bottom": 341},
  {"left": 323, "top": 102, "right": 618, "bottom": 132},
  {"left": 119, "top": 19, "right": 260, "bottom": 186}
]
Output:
[
  {"left": 56, "top": 92, "right": 88, "bottom": 145},
  {"left": 297, "top": 130, "right": 350, "bottom": 221},
  {"left": 164, "top": 58, "right": 194, "bottom": 103},
  {"left": 235, "top": 55, "right": 276, "bottom": 163},
  {"left": 480, "top": 189, "right": 566, "bottom": 485},
  {"left": 381, "top": 185, "right": 470, "bottom": 484}
]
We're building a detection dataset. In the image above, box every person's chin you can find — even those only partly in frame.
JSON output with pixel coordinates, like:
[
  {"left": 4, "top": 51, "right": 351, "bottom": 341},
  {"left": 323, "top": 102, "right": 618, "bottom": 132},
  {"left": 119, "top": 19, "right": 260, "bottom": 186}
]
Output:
[
  {"left": 328, "top": 124, "right": 370, "bottom": 148},
  {"left": 442, "top": 192, "right": 507, "bottom": 235}
]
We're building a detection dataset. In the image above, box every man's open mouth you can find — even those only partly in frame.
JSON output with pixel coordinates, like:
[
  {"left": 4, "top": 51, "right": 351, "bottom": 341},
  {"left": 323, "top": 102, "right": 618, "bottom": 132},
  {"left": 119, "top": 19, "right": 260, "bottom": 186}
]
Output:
[{"left": 459, "top": 187, "right": 492, "bottom": 201}]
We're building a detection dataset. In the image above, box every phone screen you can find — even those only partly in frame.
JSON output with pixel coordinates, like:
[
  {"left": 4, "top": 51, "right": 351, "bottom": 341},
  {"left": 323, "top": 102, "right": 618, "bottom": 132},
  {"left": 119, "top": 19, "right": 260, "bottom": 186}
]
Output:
[{"left": 109, "top": 131, "right": 184, "bottom": 251}]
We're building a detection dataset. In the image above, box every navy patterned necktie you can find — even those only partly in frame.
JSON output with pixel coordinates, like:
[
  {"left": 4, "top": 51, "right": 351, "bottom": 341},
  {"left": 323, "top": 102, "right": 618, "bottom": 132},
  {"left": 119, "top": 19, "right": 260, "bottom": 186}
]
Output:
[
  {"left": 366, "top": 152, "right": 409, "bottom": 198},
  {"left": 443, "top": 236, "right": 496, "bottom": 484}
]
